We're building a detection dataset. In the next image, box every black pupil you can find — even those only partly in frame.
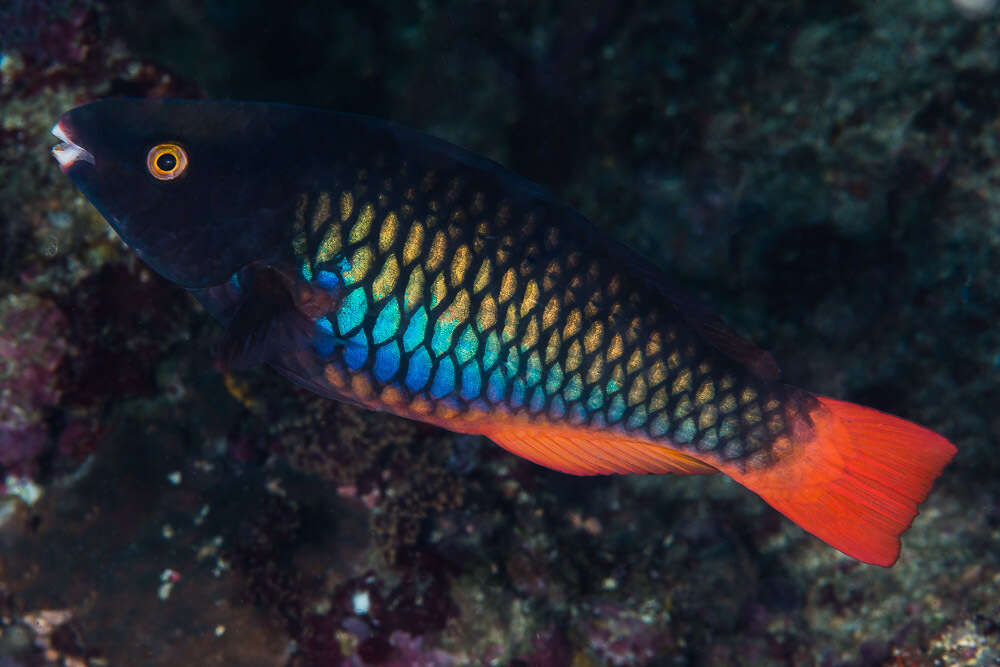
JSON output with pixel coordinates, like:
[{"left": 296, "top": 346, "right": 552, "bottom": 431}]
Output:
[{"left": 156, "top": 152, "right": 177, "bottom": 171}]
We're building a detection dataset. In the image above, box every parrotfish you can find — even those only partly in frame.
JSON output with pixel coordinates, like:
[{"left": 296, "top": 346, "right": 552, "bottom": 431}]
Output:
[{"left": 51, "top": 99, "right": 956, "bottom": 566}]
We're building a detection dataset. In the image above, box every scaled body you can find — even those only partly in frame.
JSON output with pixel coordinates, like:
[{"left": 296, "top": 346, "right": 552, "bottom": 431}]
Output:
[
  {"left": 52, "top": 99, "right": 956, "bottom": 566},
  {"left": 207, "top": 150, "right": 807, "bottom": 476}
]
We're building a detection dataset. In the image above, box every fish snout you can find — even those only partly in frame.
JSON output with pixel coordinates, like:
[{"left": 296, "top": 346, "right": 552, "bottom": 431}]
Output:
[{"left": 51, "top": 120, "right": 95, "bottom": 171}]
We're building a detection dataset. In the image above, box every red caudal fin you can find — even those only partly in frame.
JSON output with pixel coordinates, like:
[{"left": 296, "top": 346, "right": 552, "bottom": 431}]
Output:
[{"left": 727, "top": 396, "right": 957, "bottom": 566}]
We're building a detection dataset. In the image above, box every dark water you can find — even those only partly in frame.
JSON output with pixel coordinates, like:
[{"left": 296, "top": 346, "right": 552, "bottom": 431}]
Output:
[{"left": 0, "top": 1, "right": 998, "bottom": 665}]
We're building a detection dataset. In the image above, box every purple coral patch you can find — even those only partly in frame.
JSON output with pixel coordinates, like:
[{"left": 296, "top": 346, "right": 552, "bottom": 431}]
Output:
[{"left": 0, "top": 295, "right": 68, "bottom": 477}]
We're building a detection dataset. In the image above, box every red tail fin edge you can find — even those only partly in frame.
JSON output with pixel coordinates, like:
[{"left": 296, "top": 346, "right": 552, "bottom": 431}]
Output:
[{"left": 729, "top": 396, "right": 956, "bottom": 566}]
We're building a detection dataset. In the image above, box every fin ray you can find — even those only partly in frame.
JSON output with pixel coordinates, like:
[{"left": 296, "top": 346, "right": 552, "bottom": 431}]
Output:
[
  {"left": 220, "top": 264, "right": 315, "bottom": 370},
  {"left": 723, "top": 395, "right": 956, "bottom": 566},
  {"left": 480, "top": 421, "right": 718, "bottom": 476}
]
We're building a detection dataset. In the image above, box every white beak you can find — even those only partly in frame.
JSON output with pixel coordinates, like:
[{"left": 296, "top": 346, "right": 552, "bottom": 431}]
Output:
[{"left": 51, "top": 122, "right": 95, "bottom": 169}]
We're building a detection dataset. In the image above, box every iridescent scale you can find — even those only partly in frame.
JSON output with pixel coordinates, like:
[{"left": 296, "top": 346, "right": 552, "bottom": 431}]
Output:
[{"left": 290, "top": 161, "right": 797, "bottom": 468}]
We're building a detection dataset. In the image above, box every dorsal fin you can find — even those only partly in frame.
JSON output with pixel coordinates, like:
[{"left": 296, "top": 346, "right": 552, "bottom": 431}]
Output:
[
  {"left": 576, "top": 211, "right": 780, "bottom": 381},
  {"left": 634, "top": 261, "right": 780, "bottom": 380},
  {"left": 600, "top": 229, "right": 780, "bottom": 380},
  {"left": 677, "top": 307, "right": 781, "bottom": 381}
]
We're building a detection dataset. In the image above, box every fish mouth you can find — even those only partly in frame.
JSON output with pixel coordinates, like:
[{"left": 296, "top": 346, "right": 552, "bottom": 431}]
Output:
[{"left": 51, "top": 121, "right": 95, "bottom": 171}]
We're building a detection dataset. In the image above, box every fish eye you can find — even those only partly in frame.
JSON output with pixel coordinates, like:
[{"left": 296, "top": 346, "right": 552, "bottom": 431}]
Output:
[{"left": 146, "top": 143, "right": 188, "bottom": 180}]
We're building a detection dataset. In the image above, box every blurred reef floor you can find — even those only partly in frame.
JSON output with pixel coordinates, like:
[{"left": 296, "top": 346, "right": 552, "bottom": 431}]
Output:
[{"left": 0, "top": 0, "right": 998, "bottom": 665}]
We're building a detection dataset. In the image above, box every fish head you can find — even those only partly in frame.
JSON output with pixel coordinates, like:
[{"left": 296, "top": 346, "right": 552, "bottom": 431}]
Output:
[{"left": 52, "top": 98, "right": 306, "bottom": 288}]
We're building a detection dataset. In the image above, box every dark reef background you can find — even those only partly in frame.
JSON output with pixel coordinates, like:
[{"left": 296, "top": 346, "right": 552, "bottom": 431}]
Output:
[{"left": 1, "top": 0, "right": 998, "bottom": 665}]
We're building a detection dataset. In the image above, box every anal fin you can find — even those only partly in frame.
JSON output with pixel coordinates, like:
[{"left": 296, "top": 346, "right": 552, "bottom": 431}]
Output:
[{"left": 480, "top": 421, "right": 718, "bottom": 476}]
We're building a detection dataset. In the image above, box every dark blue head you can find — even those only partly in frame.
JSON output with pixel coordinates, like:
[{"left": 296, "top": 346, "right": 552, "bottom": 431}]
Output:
[{"left": 52, "top": 98, "right": 324, "bottom": 288}]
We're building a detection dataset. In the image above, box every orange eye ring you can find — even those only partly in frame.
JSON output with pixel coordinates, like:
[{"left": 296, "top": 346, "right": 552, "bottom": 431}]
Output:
[{"left": 146, "top": 143, "right": 188, "bottom": 180}]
